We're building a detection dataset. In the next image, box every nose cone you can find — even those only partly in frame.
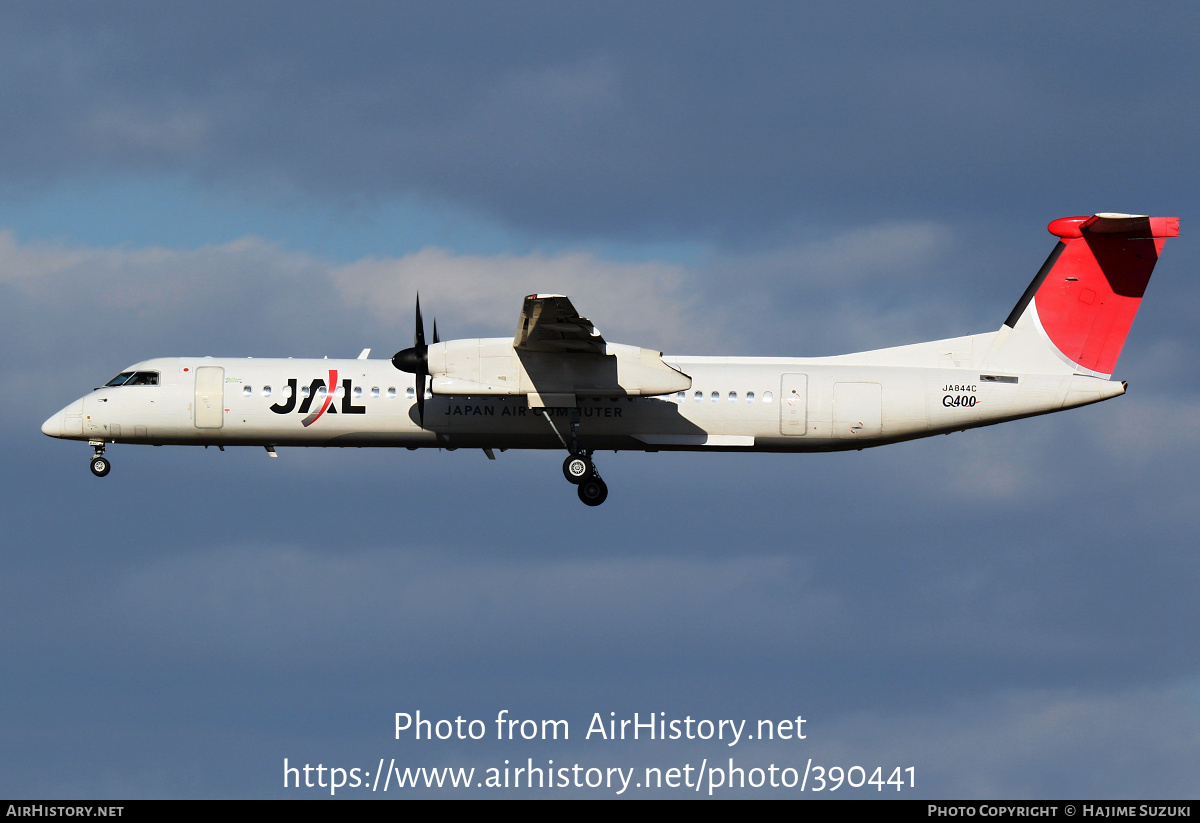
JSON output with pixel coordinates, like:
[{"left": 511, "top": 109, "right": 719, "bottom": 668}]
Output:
[
  {"left": 41, "top": 412, "right": 63, "bottom": 437},
  {"left": 42, "top": 398, "right": 84, "bottom": 438}
]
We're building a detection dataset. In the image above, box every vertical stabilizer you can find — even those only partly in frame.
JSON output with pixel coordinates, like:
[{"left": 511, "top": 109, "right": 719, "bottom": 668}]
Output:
[{"left": 994, "top": 214, "right": 1178, "bottom": 378}]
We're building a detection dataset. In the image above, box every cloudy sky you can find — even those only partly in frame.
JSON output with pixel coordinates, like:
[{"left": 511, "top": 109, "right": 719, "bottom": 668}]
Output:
[{"left": 3, "top": 2, "right": 1198, "bottom": 798}]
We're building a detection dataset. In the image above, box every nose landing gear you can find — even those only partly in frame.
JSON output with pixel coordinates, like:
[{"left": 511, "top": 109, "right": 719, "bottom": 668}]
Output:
[{"left": 89, "top": 442, "right": 110, "bottom": 477}]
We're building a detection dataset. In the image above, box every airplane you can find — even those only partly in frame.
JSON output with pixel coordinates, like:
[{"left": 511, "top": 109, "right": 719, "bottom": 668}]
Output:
[{"left": 41, "top": 213, "right": 1178, "bottom": 506}]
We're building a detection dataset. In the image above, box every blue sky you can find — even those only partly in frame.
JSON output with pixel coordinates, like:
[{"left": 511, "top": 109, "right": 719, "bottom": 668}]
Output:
[
  {"left": 0, "top": 176, "right": 711, "bottom": 264},
  {"left": 3, "top": 1, "right": 1199, "bottom": 798}
]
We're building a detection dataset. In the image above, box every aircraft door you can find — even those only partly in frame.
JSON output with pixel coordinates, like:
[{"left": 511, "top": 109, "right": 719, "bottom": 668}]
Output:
[
  {"left": 194, "top": 366, "right": 224, "bottom": 429},
  {"left": 780, "top": 373, "right": 808, "bottom": 435}
]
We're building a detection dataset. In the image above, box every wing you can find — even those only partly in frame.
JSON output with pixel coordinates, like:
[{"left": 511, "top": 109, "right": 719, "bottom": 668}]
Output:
[{"left": 513, "top": 294, "right": 606, "bottom": 354}]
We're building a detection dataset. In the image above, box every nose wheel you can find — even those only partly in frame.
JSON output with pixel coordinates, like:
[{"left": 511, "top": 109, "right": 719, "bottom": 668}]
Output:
[{"left": 89, "top": 443, "right": 110, "bottom": 477}]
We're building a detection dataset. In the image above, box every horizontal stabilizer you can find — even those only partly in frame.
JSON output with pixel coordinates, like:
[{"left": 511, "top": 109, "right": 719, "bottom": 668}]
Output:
[{"left": 1048, "top": 214, "right": 1179, "bottom": 239}]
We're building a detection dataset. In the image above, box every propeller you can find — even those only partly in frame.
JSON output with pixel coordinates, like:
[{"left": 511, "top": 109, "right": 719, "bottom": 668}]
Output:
[{"left": 391, "top": 295, "right": 431, "bottom": 425}]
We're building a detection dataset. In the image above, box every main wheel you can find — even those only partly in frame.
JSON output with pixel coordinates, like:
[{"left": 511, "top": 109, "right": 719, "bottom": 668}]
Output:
[
  {"left": 90, "top": 456, "right": 111, "bottom": 477},
  {"left": 563, "top": 454, "right": 592, "bottom": 485},
  {"left": 577, "top": 476, "right": 608, "bottom": 506}
]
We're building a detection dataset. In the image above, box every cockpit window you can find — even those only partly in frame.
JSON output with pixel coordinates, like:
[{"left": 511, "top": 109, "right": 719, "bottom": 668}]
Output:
[{"left": 104, "top": 371, "right": 159, "bottom": 387}]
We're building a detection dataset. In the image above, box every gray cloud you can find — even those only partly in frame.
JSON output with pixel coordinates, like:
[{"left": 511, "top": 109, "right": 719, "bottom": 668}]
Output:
[{"left": 2, "top": 3, "right": 1196, "bottom": 240}]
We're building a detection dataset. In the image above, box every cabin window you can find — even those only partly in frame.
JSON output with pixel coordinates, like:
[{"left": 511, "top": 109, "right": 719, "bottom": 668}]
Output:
[
  {"left": 242, "top": 386, "right": 252, "bottom": 397},
  {"left": 728, "top": 391, "right": 737, "bottom": 403},
  {"left": 387, "top": 387, "right": 397, "bottom": 399},
  {"left": 676, "top": 392, "right": 686, "bottom": 403},
  {"left": 371, "top": 386, "right": 380, "bottom": 399},
  {"left": 262, "top": 386, "right": 272, "bottom": 398},
  {"left": 406, "top": 386, "right": 415, "bottom": 400},
  {"left": 694, "top": 391, "right": 703, "bottom": 402},
  {"left": 301, "top": 385, "right": 310, "bottom": 398},
  {"left": 746, "top": 391, "right": 755, "bottom": 404},
  {"left": 763, "top": 391, "right": 773, "bottom": 403},
  {"left": 283, "top": 384, "right": 293, "bottom": 399},
  {"left": 710, "top": 391, "right": 719, "bottom": 403},
  {"left": 353, "top": 386, "right": 363, "bottom": 400}
]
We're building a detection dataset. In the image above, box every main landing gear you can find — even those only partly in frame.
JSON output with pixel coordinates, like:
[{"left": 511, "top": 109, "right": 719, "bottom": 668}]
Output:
[
  {"left": 562, "top": 451, "right": 607, "bottom": 507},
  {"left": 544, "top": 408, "right": 608, "bottom": 506},
  {"left": 89, "top": 442, "right": 110, "bottom": 477}
]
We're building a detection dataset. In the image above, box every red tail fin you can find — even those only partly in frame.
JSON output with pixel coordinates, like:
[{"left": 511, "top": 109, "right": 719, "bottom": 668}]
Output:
[{"left": 1004, "top": 214, "right": 1178, "bottom": 376}]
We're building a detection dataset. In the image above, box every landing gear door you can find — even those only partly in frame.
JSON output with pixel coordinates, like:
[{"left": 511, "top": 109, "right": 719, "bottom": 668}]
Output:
[
  {"left": 780, "top": 373, "right": 808, "bottom": 435},
  {"left": 194, "top": 366, "right": 224, "bottom": 429}
]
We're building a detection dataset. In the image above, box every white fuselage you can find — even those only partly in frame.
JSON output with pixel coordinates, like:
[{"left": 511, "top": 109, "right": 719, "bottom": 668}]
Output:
[{"left": 41, "top": 330, "right": 1125, "bottom": 455}]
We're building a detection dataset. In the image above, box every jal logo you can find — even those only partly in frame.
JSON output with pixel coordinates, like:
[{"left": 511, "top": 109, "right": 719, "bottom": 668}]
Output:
[{"left": 269, "top": 370, "right": 366, "bottom": 426}]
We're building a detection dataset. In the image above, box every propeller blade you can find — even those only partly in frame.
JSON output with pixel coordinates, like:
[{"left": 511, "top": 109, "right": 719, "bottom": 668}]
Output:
[
  {"left": 415, "top": 373, "right": 426, "bottom": 426},
  {"left": 390, "top": 294, "right": 432, "bottom": 426},
  {"left": 392, "top": 294, "right": 431, "bottom": 374},
  {"left": 414, "top": 294, "right": 425, "bottom": 348}
]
